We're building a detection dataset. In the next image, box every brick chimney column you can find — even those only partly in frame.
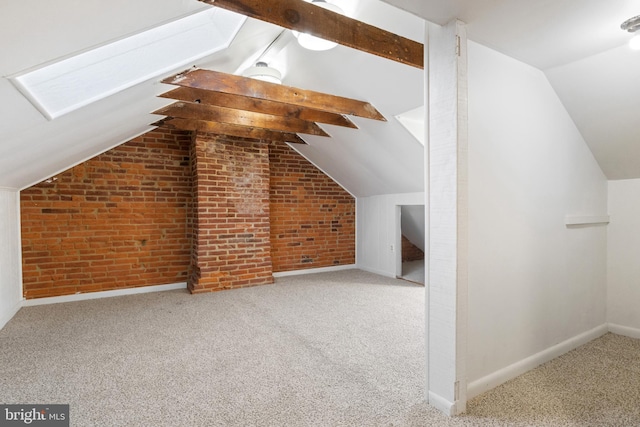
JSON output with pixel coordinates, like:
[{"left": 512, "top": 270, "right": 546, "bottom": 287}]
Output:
[{"left": 188, "top": 133, "right": 273, "bottom": 292}]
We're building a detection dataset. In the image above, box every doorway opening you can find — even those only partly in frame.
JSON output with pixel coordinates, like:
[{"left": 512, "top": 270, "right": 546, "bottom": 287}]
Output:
[{"left": 396, "top": 205, "right": 425, "bottom": 285}]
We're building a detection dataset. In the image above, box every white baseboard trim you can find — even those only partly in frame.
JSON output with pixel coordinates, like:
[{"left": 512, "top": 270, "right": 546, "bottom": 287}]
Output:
[
  {"left": 355, "top": 265, "right": 395, "bottom": 278},
  {"left": 608, "top": 323, "right": 640, "bottom": 339},
  {"left": 0, "top": 300, "right": 23, "bottom": 331},
  {"left": 428, "top": 391, "right": 456, "bottom": 416},
  {"left": 273, "top": 264, "right": 356, "bottom": 278},
  {"left": 23, "top": 282, "right": 187, "bottom": 307},
  {"left": 467, "top": 323, "right": 608, "bottom": 399}
]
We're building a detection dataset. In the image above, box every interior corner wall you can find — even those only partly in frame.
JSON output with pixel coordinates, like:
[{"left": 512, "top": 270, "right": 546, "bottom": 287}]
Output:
[
  {"left": 19, "top": 129, "right": 356, "bottom": 300},
  {"left": 467, "top": 41, "right": 608, "bottom": 393},
  {"left": 0, "top": 189, "right": 22, "bottom": 330},
  {"left": 356, "top": 192, "right": 424, "bottom": 277},
  {"left": 607, "top": 179, "right": 640, "bottom": 337},
  {"left": 269, "top": 141, "right": 355, "bottom": 272},
  {"left": 400, "top": 205, "right": 426, "bottom": 252},
  {"left": 401, "top": 236, "right": 424, "bottom": 262},
  {"left": 20, "top": 129, "right": 193, "bottom": 298}
]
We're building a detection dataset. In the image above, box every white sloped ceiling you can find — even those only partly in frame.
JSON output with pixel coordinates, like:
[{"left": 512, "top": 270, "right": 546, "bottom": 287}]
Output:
[
  {"left": 0, "top": 1, "right": 256, "bottom": 190},
  {"left": 3, "top": 0, "right": 639, "bottom": 196},
  {"left": 1, "top": 0, "right": 426, "bottom": 198},
  {"left": 384, "top": 0, "right": 640, "bottom": 181}
]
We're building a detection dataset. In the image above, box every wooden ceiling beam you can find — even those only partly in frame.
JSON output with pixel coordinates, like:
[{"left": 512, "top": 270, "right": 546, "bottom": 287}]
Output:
[
  {"left": 198, "top": 0, "right": 423, "bottom": 69},
  {"left": 153, "top": 101, "right": 329, "bottom": 136},
  {"left": 153, "top": 117, "right": 307, "bottom": 144},
  {"left": 160, "top": 87, "right": 357, "bottom": 129},
  {"left": 162, "top": 68, "right": 385, "bottom": 121}
]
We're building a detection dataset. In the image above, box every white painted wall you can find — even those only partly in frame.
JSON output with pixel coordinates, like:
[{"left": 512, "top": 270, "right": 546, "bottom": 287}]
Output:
[
  {"left": 467, "top": 41, "right": 608, "bottom": 394},
  {"left": 607, "top": 179, "right": 640, "bottom": 337},
  {"left": 0, "top": 189, "right": 23, "bottom": 330},
  {"left": 356, "top": 192, "right": 424, "bottom": 278}
]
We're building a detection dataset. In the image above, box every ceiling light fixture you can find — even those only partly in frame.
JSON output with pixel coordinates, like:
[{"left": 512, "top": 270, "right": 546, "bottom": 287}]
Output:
[
  {"left": 242, "top": 62, "right": 282, "bottom": 84},
  {"left": 621, "top": 15, "right": 640, "bottom": 50},
  {"left": 293, "top": 0, "right": 343, "bottom": 51}
]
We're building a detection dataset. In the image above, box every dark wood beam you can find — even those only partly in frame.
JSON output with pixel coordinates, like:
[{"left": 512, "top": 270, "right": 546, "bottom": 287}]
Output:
[
  {"left": 162, "top": 68, "right": 385, "bottom": 122},
  {"left": 153, "top": 101, "right": 329, "bottom": 136},
  {"left": 153, "top": 117, "right": 307, "bottom": 144},
  {"left": 160, "top": 87, "right": 357, "bottom": 128},
  {"left": 198, "top": 0, "right": 423, "bottom": 69}
]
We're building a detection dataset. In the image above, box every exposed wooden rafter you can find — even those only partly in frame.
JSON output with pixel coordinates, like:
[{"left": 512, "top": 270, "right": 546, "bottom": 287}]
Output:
[
  {"left": 162, "top": 69, "right": 385, "bottom": 121},
  {"left": 198, "top": 0, "right": 424, "bottom": 69},
  {"left": 153, "top": 101, "right": 330, "bottom": 136},
  {"left": 160, "top": 87, "right": 357, "bottom": 129},
  {"left": 153, "top": 117, "right": 307, "bottom": 144},
  {"left": 154, "top": 68, "right": 386, "bottom": 142}
]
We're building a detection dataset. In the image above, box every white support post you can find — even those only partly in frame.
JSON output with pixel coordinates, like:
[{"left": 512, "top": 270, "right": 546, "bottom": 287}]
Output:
[
  {"left": 426, "top": 19, "right": 468, "bottom": 416},
  {"left": 0, "top": 188, "right": 23, "bottom": 331}
]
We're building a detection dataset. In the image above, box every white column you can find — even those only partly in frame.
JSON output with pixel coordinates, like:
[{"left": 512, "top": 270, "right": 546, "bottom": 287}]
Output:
[
  {"left": 0, "top": 188, "right": 23, "bottom": 330},
  {"left": 426, "top": 19, "right": 468, "bottom": 416}
]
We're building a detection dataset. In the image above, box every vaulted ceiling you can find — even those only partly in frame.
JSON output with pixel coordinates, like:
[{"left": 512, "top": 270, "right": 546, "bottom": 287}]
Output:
[
  {"left": 1, "top": 0, "right": 638, "bottom": 195},
  {"left": 154, "top": 68, "right": 386, "bottom": 142},
  {"left": 0, "top": 0, "right": 425, "bottom": 196},
  {"left": 386, "top": 0, "right": 640, "bottom": 180}
]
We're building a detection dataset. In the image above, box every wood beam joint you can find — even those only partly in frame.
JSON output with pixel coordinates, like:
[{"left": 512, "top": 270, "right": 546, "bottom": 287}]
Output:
[{"left": 200, "top": 0, "right": 423, "bottom": 69}]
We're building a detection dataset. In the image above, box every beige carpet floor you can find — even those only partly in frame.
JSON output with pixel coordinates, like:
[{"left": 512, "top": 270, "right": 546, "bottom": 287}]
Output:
[{"left": 0, "top": 269, "right": 638, "bottom": 426}]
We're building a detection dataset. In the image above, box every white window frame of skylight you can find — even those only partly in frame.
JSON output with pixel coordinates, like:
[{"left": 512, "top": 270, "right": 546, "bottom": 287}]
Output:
[{"left": 10, "top": 8, "right": 246, "bottom": 120}]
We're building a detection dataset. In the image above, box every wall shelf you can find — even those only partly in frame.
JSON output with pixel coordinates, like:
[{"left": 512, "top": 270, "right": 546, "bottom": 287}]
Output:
[{"left": 564, "top": 215, "right": 610, "bottom": 226}]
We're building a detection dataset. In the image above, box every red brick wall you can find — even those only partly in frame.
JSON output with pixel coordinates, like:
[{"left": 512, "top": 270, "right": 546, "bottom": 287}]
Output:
[
  {"left": 401, "top": 235, "right": 424, "bottom": 262},
  {"left": 189, "top": 134, "right": 273, "bottom": 292},
  {"left": 269, "top": 141, "right": 355, "bottom": 271},
  {"left": 20, "top": 131, "right": 356, "bottom": 299},
  {"left": 20, "top": 129, "right": 192, "bottom": 299}
]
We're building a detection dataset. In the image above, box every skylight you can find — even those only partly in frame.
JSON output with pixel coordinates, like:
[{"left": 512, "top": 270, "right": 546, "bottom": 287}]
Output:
[{"left": 10, "top": 8, "right": 246, "bottom": 120}]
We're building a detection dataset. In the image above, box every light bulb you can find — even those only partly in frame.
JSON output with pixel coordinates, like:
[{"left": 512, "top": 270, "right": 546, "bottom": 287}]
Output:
[
  {"left": 293, "top": 0, "right": 343, "bottom": 51},
  {"left": 243, "top": 62, "right": 282, "bottom": 84},
  {"left": 295, "top": 33, "right": 338, "bottom": 51}
]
